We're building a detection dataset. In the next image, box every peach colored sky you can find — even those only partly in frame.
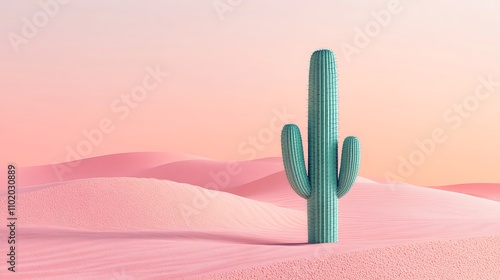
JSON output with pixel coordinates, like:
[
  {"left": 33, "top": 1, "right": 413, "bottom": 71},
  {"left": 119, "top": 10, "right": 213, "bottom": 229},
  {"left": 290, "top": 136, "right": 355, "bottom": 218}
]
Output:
[{"left": 1, "top": 0, "right": 499, "bottom": 186}]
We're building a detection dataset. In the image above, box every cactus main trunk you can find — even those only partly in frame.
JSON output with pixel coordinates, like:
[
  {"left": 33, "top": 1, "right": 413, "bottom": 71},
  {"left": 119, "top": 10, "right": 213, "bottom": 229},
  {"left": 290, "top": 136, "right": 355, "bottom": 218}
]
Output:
[
  {"left": 281, "top": 49, "right": 360, "bottom": 244},
  {"left": 307, "top": 50, "right": 339, "bottom": 243}
]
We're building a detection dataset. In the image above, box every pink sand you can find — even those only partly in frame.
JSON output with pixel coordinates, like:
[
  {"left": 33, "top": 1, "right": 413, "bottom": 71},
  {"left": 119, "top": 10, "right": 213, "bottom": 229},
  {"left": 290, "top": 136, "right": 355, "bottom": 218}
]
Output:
[
  {"left": 426, "top": 183, "right": 500, "bottom": 202},
  {"left": 0, "top": 152, "right": 498, "bottom": 279}
]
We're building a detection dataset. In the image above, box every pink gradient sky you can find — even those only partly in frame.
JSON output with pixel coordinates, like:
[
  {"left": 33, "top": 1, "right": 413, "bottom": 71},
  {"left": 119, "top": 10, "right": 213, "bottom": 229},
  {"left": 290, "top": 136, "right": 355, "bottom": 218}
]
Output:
[{"left": 1, "top": 0, "right": 499, "bottom": 186}]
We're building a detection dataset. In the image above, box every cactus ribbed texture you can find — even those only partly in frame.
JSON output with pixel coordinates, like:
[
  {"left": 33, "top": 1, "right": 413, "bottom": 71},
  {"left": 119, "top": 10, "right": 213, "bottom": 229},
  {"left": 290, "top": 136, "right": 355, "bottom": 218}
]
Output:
[{"left": 281, "top": 49, "right": 360, "bottom": 244}]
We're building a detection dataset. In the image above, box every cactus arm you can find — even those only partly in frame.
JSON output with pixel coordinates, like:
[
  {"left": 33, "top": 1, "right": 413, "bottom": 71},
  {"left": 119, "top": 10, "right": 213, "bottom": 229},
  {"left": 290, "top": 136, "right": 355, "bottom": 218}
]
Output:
[
  {"left": 281, "top": 124, "right": 311, "bottom": 199},
  {"left": 337, "top": 136, "right": 360, "bottom": 198}
]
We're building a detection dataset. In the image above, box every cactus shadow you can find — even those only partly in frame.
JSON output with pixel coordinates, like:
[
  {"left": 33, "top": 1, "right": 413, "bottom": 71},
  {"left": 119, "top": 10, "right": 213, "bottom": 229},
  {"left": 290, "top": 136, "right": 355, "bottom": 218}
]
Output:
[{"left": 23, "top": 228, "right": 311, "bottom": 246}]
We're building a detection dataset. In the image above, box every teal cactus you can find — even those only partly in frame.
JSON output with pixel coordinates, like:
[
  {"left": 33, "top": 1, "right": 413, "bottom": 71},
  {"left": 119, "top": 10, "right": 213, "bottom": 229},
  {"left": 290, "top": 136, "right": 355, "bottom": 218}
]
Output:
[{"left": 281, "top": 49, "right": 360, "bottom": 244}]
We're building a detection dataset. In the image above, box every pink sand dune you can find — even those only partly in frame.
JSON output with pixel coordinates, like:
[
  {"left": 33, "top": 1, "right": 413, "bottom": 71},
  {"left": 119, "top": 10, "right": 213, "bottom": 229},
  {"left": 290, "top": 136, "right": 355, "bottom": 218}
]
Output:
[
  {"left": 227, "top": 171, "right": 304, "bottom": 210},
  {"left": 15, "top": 152, "right": 283, "bottom": 191},
  {"left": 137, "top": 157, "right": 283, "bottom": 190},
  {"left": 426, "top": 183, "right": 500, "bottom": 202},
  {"left": 16, "top": 152, "right": 200, "bottom": 187},
  {"left": 3, "top": 177, "right": 305, "bottom": 232},
  {"left": 0, "top": 153, "right": 499, "bottom": 279}
]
